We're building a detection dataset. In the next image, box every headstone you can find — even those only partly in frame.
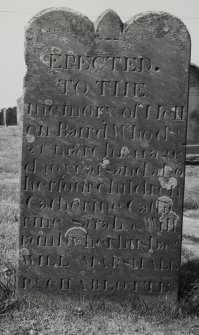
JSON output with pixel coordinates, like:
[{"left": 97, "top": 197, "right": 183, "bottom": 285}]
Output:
[
  {"left": 186, "top": 64, "right": 199, "bottom": 161},
  {"left": 2, "top": 108, "right": 7, "bottom": 126},
  {"left": 6, "top": 107, "right": 17, "bottom": 126},
  {"left": 18, "top": 8, "right": 190, "bottom": 303},
  {"left": 17, "top": 96, "right": 24, "bottom": 126},
  {"left": 0, "top": 109, "right": 4, "bottom": 125},
  {"left": 0, "top": 107, "right": 17, "bottom": 126}
]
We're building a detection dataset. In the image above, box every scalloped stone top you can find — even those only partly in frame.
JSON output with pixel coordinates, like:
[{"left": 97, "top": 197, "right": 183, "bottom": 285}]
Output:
[
  {"left": 25, "top": 8, "right": 190, "bottom": 49},
  {"left": 95, "top": 9, "right": 123, "bottom": 39}
]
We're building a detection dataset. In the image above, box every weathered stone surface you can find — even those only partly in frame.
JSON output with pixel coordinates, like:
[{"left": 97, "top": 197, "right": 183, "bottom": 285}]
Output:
[{"left": 18, "top": 8, "right": 190, "bottom": 303}]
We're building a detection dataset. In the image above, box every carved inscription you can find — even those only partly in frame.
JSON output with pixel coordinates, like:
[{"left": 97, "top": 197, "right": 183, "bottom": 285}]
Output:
[
  {"left": 48, "top": 54, "right": 152, "bottom": 72},
  {"left": 19, "top": 8, "right": 190, "bottom": 302},
  {"left": 21, "top": 253, "right": 179, "bottom": 272},
  {"left": 25, "top": 103, "right": 186, "bottom": 121},
  {"left": 20, "top": 277, "right": 172, "bottom": 294}
]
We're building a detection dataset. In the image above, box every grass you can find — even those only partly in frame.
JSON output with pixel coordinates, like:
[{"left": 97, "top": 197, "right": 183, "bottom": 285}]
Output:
[
  {"left": 0, "top": 126, "right": 21, "bottom": 270},
  {"left": 0, "top": 126, "right": 22, "bottom": 176},
  {"left": 184, "top": 165, "right": 199, "bottom": 210},
  {"left": 0, "top": 291, "right": 199, "bottom": 335},
  {"left": 180, "top": 257, "right": 199, "bottom": 297},
  {"left": 0, "top": 126, "right": 199, "bottom": 334}
]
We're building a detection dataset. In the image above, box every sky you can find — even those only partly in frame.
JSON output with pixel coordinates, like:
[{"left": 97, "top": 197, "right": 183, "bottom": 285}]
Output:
[{"left": 0, "top": 0, "right": 199, "bottom": 108}]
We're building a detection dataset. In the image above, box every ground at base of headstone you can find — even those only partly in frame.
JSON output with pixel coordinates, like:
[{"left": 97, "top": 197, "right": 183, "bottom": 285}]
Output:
[{"left": 0, "top": 290, "right": 198, "bottom": 335}]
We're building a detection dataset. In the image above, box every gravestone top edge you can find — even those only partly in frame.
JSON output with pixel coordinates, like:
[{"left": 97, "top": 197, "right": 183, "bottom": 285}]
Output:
[
  {"left": 25, "top": 6, "right": 93, "bottom": 33},
  {"left": 25, "top": 7, "right": 190, "bottom": 48}
]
